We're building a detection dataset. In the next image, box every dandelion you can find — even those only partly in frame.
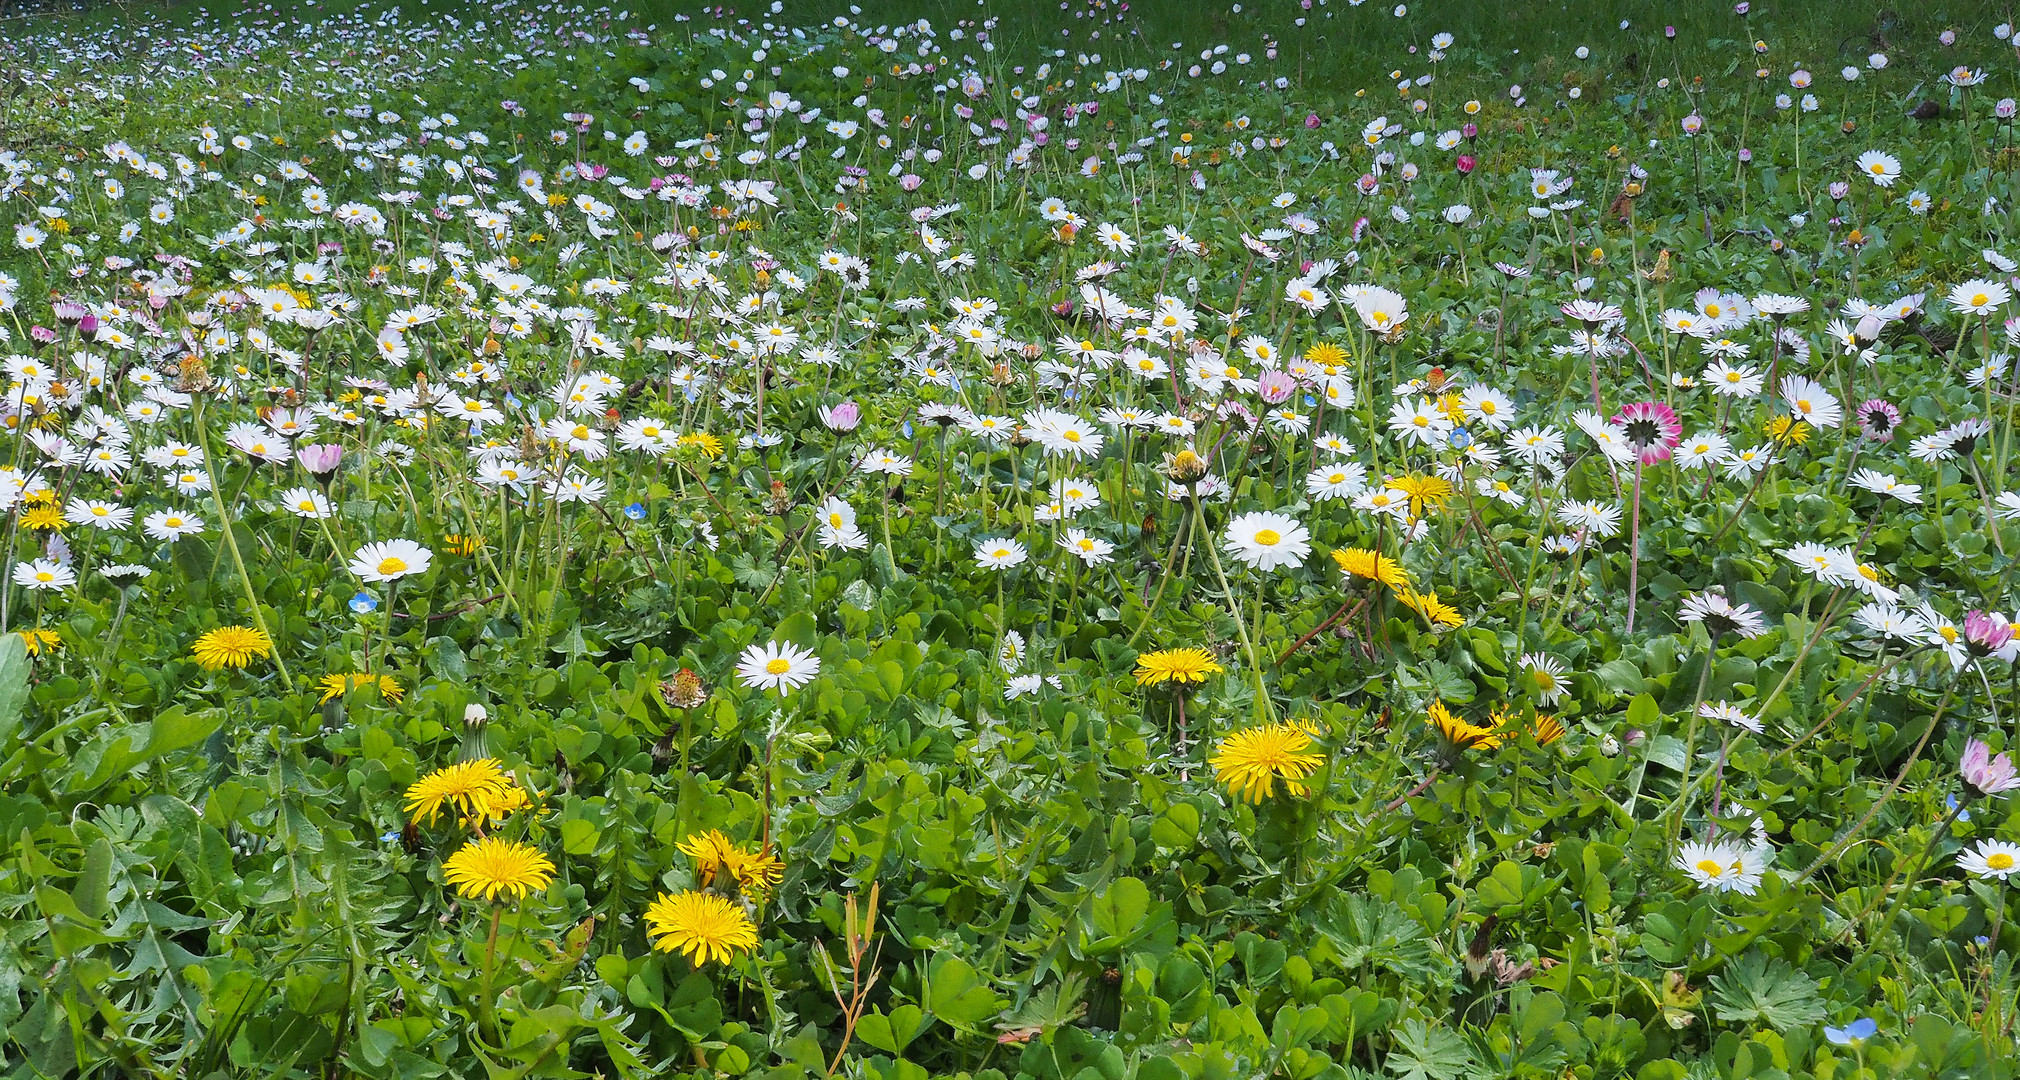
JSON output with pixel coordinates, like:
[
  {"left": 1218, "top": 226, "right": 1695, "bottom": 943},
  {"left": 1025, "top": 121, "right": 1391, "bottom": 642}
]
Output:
[
  {"left": 1331, "top": 547, "right": 1410, "bottom": 590},
  {"left": 645, "top": 890, "right": 761, "bottom": 965},
  {"left": 1209, "top": 722, "right": 1324, "bottom": 802},
  {"left": 442, "top": 837, "right": 556, "bottom": 902},
  {"left": 403, "top": 758, "right": 516, "bottom": 825},
  {"left": 1428, "top": 700, "right": 1502, "bottom": 749},
  {"left": 319, "top": 672, "right": 403, "bottom": 704},
  {"left": 190, "top": 626, "right": 273, "bottom": 671},
  {"left": 1135, "top": 648, "right": 1225, "bottom": 686}
]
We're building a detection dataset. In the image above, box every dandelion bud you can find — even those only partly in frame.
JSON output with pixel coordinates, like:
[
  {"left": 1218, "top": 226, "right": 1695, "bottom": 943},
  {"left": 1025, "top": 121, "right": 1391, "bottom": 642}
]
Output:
[
  {"left": 464, "top": 703, "right": 489, "bottom": 729},
  {"left": 663, "top": 667, "right": 710, "bottom": 709}
]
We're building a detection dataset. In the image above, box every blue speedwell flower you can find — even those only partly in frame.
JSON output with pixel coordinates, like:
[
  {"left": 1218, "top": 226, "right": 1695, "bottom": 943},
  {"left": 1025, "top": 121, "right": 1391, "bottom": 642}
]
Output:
[{"left": 1823, "top": 1018, "right": 1878, "bottom": 1046}]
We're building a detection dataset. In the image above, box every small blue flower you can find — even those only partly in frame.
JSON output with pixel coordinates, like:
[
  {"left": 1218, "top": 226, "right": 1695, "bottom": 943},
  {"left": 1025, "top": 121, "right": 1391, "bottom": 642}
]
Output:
[
  {"left": 1303, "top": 393, "right": 1317, "bottom": 408},
  {"left": 503, "top": 391, "right": 522, "bottom": 409},
  {"left": 381, "top": 831, "right": 401, "bottom": 843},
  {"left": 350, "top": 592, "right": 379, "bottom": 615},
  {"left": 1449, "top": 427, "right": 1473, "bottom": 450},
  {"left": 1823, "top": 1018, "right": 1878, "bottom": 1046},
  {"left": 623, "top": 502, "right": 647, "bottom": 521},
  {"left": 1948, "top": 793, "right": 1973, "bottom": 822},
  {"left": 902, "top": 420, "right": 914, "bottom": 438}
]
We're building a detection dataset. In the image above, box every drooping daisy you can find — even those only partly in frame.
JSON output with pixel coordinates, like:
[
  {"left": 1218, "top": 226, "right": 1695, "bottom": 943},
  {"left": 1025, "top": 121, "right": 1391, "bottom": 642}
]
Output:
[
  {"left": 735, "top": 640, "right": 822, "bottom": 694},
  {"left": 1699, "top": 701, "right": 1764, "bottom": 734},
  {"left": 1222, "top": 511, "right": 1311, "bottom": 571}
]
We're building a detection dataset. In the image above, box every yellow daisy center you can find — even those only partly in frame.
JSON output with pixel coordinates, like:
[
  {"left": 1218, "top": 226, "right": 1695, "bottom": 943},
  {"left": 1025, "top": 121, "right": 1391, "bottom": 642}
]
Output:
[
  {"left": 377, "top": 556, "right": 408, "bottom": 575},
  {"left": 765, "top": 658, "right": 791, "bottom": 675},
  {"left": 1254, "top": 529, "right": 1281, "bottom": 546}
]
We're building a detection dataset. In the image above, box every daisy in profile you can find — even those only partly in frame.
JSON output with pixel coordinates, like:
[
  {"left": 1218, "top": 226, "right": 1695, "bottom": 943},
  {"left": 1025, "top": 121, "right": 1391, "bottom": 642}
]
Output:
[
  {"left": 1678, "top": 590, "right": 1769, "bottom": 639},
  {"left": 1675, "top": 839, "right": 1767, "bottom": 894},
  {"left": 350, "top": 539, "right": 433, "bottom": 582},
  {"left": 645, "top": 890, "right": 760, "bottom": 965},
  {"left": 1958, "top": 839, "right": 2020, "bottom": 880},
  {"left": 442, "top": 837, "right": 556, "bottom": 902},
  {"left": 1209, "top": 721, "right": 1324, "bottom": 803},
  {"left": 973, "top": 537, "right": 1028, "bottom": 569},
  {"left": 735, "top": 640, "right": 822, "bottom": 695},
  {"left": 1222, "top": 511, "right": 1310, "bottom": 571},
  {"left": 1699, "top": 700, "right": 1764, "bottom": 734},
  {"left": 1135, "top": 647, "right": 1225, "bottom": 686},
  {"left": 190, "top": 626, "right": 272, "bottom": 671}
]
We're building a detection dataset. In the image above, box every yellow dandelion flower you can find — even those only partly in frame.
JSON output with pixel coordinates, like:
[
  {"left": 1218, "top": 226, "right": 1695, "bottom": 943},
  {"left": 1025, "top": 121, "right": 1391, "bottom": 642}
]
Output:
[
  {"left": 190, "top": 626, "right": 273, "bottom": 671},
  {"left": 1764, "top": 415, "right": 1810, "bottom": 447},
  {"left": 441, "top": 533, "right": 483, "bottom": 557},
  {"left": 1303, "top": 341, "right": 1346, "bottom": 367},
  {"left": 1385, "top": 472, "right": 1454, "bottom": 521},
  {"left": 465, "top": 784, "right": 532, "bottom": 827},
  {"left": 403, "top": 758, "right": 515, "bottom": 826},
  {"left": 1330, "top": 547, "right": 1411, "bottom": 591},
  {"left": 17, "top": 628, "right": 60, "bottom": 656},
  {"left": 726, "top": 847, "right": 786, "bottom": 898},
  {"left": 1428, "top": 700, "right": 1502, "bottom": 749},
  {"left": 1398, "top": 588, "right": 1464, "bottom": 630},
  {"left": 1134, "top": 647, "right": 1225, "bottom": 687},
  {"left": 441, "top": 837, "right": 555, "bottom": 902},
  {"left": 20, "top": 505, "right": 64, "bottom": 531},
  {"left": 644, "top": 890, "right": 761, "bottom": 965},
  {"left": 678, "top": 432, "right": 726, "bottom": 459},
  {"left": 318, "top": 672, "right": 404, "bottom": 704},
  {"left": 678, "top": 829, "right": 740, "bottom": 885},
  {"left": 1210, "top": 722, "right": 1325, "bottom": 803}
]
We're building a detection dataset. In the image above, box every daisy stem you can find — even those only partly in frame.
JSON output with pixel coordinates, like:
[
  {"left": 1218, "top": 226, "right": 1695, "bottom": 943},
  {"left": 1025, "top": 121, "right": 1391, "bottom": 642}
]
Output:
[
  {"left": 1848, "top": 796, "right": 1968, "bottom": 962},
  {"left": 1193, "top": 498, "right": 1273, "bottom": 724},
  {"left": 198, "top": 402, "right": 294, "bottom": 693},
  {"left": 1626, "top": 647, "right": 1709, "bottom": 821},
  {"left": 1625, "top": 459, "right": 1644, "bottom": 634}
]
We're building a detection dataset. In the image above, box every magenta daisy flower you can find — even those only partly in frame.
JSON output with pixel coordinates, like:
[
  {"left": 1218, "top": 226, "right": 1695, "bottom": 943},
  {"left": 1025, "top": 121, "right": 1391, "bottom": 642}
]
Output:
[
  {"left": 1613, "top": 401, "right": 1683, "bottom": 464},
  {"left": 1855, "top": 398, "right": 1901, "bottom": 442}
]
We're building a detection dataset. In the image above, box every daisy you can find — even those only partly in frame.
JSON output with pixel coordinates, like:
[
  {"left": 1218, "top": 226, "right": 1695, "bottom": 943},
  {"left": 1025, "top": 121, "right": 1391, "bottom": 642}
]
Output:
[
  {"left": 1699, "top": 701, "right": 1764, "bottom": 734},
  {"left": 11, "top": 559, "right": 74, "bottom": 591},
  {"left": 349, "top": 539, "right": 434, "bottom": 582},
  {"left": 1848, "top": 469, "right": 1922, "bottom": 504},
  {"left": 1058, "top": 529, "right": 1115, "bottom": 565},
  {"left": 1950, "top": 278, "right": 2011, "bottom": 316},
  {"left": 1678, "top": 590, "right": 1769, "bottom": 638},
  {"left": 1674, "top": 432, "right": 1732, "bottom": 469},
  {"left": 1958, "top": 840, "right": 2020, "bottom": 880},
  {"left": 1704, "top": 360, "right": 1765, "bottom": 398},
  {"left": 63, "top": 499, "right": 133, "bottom": 530},
  {"left": 735, "top": 640, "right": 822, "bottom": 694},
  {"left": 1854, "top": 149, "right": 1902, "bottom": 186},
  {"left": 973, "top": 538, "right": 1029, "bottom": 570},
  {"left": 142, "top": 509, "right": 206, "bottom": 540},
  {"left": 1222, "top": 511, "right": 1311, "bottom": 571},
  {"left": 1305, "top": 463, "right": 1369, "bottom": 501},
  {"left": 1780, "top": 375, "right": 1842, "bottom": 428},
  {"left": 1518, "top": 652, "right": 1569, "bottom": 706},
  {"left": 277, "top": 487, "right": 333, "bottom": 518},
  {"left": 1676, "top": 839, "right": 1767, "bottom": 894}
]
